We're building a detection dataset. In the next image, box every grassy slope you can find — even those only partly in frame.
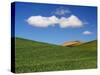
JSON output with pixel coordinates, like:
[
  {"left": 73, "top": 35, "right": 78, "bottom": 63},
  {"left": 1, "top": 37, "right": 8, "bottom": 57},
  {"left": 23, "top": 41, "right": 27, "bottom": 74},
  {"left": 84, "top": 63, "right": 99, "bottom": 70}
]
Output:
[{"left": 15, "top": 38, "right": 97, "bottom": 73}]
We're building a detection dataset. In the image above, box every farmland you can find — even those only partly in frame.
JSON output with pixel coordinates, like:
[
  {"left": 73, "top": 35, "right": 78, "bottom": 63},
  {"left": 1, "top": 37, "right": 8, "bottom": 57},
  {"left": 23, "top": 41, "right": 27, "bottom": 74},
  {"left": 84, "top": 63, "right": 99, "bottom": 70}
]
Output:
[{"left": 15, "top": 37, "right": 97, "bottom": 73}]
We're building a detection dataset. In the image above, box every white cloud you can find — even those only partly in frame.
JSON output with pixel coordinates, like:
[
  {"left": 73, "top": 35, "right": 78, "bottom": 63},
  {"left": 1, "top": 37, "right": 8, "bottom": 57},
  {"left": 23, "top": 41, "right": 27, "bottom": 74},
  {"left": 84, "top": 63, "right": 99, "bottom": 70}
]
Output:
[
  {"left": 54, "top": 8, "right": 71, "bottom": 15},
  {"left": 83, "top": 31, "right": 92, "bottom": 35},
  {"left": 26, "top": 15, "right": 83, "bottom": 28},
  {"left": 59, "top": 15, "right": 83, "bottom": 28},
  {"left": 26, "top": 16, "right": 58, "bottom": 27}
]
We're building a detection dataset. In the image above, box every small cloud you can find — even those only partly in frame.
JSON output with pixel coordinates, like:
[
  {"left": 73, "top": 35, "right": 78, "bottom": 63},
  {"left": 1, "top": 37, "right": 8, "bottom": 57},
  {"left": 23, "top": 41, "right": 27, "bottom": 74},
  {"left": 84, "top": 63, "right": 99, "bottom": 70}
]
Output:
[
  {"left": 54, "top": 7, "right": 71, "bottom": 15},
  {"left": 26, "top": 15, "right": 83, "bottom": 28},
  {"left": 83, "top": 31, "right": 92, "bottom": 35},
  {"left": 83, "top": 21, "right": 89, "bottom": 25}
]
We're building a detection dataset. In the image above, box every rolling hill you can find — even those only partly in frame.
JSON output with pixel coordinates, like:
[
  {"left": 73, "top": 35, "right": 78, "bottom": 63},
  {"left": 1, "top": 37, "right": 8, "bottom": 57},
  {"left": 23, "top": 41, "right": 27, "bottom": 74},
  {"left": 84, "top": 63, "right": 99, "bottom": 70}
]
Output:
[{"left": 15, "top": 38, "right": 97, "bottom": 73}]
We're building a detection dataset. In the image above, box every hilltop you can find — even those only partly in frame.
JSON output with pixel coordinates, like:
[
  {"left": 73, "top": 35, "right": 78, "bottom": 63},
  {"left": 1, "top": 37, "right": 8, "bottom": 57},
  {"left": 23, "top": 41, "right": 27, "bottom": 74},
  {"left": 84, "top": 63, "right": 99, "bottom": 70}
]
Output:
[{"left": 62, "top": 41, "right": 82, "bottom": 47}]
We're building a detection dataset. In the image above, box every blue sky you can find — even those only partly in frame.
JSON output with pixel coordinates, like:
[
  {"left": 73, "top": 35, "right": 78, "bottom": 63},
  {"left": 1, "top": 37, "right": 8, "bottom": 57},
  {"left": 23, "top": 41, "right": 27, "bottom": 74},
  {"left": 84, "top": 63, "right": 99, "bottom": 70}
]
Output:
[{"left": 14, "top": 2, "right": 97, "bottom": 45}]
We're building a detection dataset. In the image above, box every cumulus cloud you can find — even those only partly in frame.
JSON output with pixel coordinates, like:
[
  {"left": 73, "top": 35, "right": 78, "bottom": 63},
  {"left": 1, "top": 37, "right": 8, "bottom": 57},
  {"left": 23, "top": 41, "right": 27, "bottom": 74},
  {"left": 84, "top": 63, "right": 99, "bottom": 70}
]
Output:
[
  {"left": 26, "top": 16, "right": 58, "bottom": 27},
  {"left": 26, "top": 15, "right": 83, "bottom": 28},
  {"left": 59, "top": 15, "right": 83, "bottom": 28},
  {"left": 83, "top": 31, "right": 92, "bottom": 35}
]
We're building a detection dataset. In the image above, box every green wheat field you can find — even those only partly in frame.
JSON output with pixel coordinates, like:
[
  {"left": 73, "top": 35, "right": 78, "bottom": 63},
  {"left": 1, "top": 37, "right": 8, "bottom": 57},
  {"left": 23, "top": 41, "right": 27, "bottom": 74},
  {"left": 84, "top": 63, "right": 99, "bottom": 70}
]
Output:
[{"left": 15, "top": 37, "right": 97, "bottom": 73}]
